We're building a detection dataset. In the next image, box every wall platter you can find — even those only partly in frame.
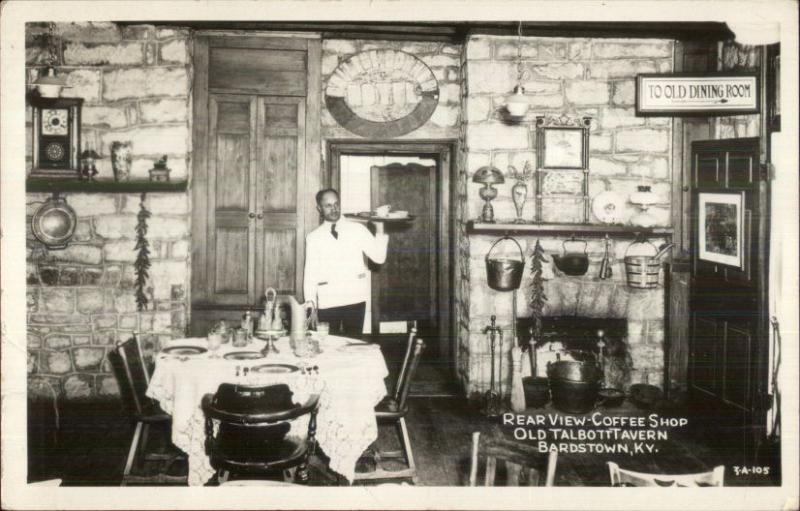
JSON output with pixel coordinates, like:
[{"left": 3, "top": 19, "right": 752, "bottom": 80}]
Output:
[
  {"left": 325, "top": 50, "right": 439, "bottom": 138},
  {"left": 31, "top": 195, "right": 77, "bottom": 250}
]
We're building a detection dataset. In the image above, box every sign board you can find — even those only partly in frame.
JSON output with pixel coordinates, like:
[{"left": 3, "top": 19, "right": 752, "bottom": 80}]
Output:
[{"left": 636, "top": 73, "right": 759, "bottom": 116}]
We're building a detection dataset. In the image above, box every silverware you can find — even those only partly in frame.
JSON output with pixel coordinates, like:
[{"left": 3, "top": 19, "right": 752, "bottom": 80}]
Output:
[
  {"left": 235, "top": 366, "right": 241, "bottom": 377},
  {"left": 243, "top": 367, "right": 249, "bottom": 377}
]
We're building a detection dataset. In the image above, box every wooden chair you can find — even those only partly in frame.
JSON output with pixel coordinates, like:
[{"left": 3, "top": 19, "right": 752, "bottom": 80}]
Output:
[
  {"left": 607, "top": 462, "right": 725, "bottom": 487},
  {"left": 111, "top": 335, "right": 187, "bottom": 485},
  {"left": 354, "top": 334, "right": 425, "bottom": 484},
  {"left": 202, "top": 383, "right": 319, "bottom": 484},
  {"left": 469, "top": 431, "right": 558, "bottom": 486}
]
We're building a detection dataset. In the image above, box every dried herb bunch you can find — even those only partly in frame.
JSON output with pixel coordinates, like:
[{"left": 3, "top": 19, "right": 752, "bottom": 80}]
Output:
[
  {"left": 134, "top": 192, "right": 151, "bottom": 311},
  {"left": 529, "top": 239, "right": 547, "bottom": 345}
]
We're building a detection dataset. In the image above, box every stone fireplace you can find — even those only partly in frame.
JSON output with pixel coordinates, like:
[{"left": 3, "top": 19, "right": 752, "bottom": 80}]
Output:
[{"left": 463, "top": 234, "right": 669, "bottom": 398}]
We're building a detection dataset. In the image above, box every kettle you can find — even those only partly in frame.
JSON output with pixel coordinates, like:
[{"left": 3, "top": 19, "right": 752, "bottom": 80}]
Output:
[{"left": 552, "top": 237, "right": 589, "bottom": 276}]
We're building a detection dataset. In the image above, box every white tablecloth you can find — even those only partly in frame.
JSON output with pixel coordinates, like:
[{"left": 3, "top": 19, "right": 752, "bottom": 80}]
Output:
[{"left": 146, "top": 335, "right": 389, "bottom": 485}]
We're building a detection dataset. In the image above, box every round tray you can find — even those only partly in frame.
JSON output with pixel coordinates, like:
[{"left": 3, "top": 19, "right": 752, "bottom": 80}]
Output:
[
  {"left": 344, "top": 212, "right": 416, "bottom": 223},
  {"left": 223, "top": 351, "right": 265, "bottom": 361},
  {"left": 162, "top": 346, "right": 207, "bottom": 356},
  {"left": 250, "top": 363, "right": 299, "bottom": 374}
]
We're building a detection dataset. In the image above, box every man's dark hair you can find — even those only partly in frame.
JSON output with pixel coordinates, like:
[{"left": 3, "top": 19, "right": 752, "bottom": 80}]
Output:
[{"left": 315, "top": 188, "right": 339, "bottom": 206}]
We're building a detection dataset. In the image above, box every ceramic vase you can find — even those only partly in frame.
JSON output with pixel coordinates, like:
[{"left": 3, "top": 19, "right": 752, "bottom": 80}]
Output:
[
  {"left": 511, "top": 180, "right": 528, "bottom": 223},
  {"left": 110, "top": 141, "right": 133, "bottom": 182}
]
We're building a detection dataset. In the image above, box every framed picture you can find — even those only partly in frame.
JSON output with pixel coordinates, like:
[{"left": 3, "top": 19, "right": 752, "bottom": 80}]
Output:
[
  {"left": 698, "top": 192, "right": 744, "bottom": 269},
  {"left": 536, "top": 116, "right": 590, "bottom": 170}
]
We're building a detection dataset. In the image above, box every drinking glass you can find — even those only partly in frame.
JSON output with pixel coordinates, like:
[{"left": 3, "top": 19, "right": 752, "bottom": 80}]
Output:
[
  {"left": 207, "top": 332, "right": 222, "bottom": 358},
  {"left": 316, "top": 322, "right": 330, "bottom": 342}
]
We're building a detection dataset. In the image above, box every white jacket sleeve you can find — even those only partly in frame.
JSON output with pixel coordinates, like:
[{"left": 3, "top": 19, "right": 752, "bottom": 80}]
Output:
[
  {"left": 303, "top": 233, "right": 318, "bottom": 303},
  {"left": 359, "top": 224, "right": 389, "bottom": 265}
]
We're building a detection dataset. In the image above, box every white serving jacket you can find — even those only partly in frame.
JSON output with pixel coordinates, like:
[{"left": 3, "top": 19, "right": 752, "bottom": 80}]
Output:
[{"left": 303, "top": 218, "right": 388, "bottom": 309}]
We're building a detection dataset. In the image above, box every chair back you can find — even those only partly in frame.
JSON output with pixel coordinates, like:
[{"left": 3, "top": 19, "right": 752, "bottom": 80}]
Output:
[
  {"left": 607, "top": 462, "right": 724, "bottom": 487},
  {"left": 469, "top": 431, "right": 557, "bottom": 486},
  {"left": 393, "top": 324, "right": 417, "bottom": 401},
  {"left": 204, "top": 383, "right": 318, "bottom": 425},
  {"left": 394, "top": 338, "right": 425, "bottom": 411},
  {"left": 112, "top": 335, "right": 151, "bottom": 416}
]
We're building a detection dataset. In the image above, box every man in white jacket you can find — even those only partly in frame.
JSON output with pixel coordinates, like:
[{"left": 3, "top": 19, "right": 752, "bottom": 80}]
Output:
[{"left": 303, "top": 188, "right": 389, "bottom": 338}]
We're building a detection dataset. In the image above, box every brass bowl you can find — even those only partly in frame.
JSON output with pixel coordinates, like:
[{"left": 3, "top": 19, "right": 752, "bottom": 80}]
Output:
[{"left": 31, "top": 196, "right": 77, "bottom": 249}]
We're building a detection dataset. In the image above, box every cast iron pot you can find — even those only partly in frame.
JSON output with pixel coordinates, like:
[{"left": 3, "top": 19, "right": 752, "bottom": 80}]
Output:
[
  {"left": 522, "top": 376, "right": 550, "bottom": 408},
  {"left": 598, "top": 387, "right": 625, "bottom": 408},
  {"left": 552, "top": 238, "right": 589, "bottom": 276},
  {"left": 549, "top": 379, "right": 600, "bottom": 414},
  {"left": 547, "top": 359, "right": 602, "bottom": 383}
]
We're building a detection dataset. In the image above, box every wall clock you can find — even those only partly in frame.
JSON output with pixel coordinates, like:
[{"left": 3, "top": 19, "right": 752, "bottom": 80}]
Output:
[
  {"left": 325, "top": 50, "right": 439, "bottom": 138},
  {"left": 31, "top": 96, "right": 83, "bottom": 178}
]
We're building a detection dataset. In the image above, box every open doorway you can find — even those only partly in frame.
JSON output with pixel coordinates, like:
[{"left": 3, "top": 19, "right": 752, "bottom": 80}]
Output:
[{"left": 328, "top": 140, "right": 456, "bottom": 394}]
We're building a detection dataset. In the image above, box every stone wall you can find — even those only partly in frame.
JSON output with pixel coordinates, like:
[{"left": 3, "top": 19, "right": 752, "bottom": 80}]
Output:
[
  {"left": 321, "top": 39, "right": 462, "bottom": 142},
  {"left": 461, "top": 35, "right": 675, "bottom": 397},
  {"left": 26, "top": 22, "right": 192, "bottom": 402},
  {"left": 715, "top": 40, "right": 762, "bottom": 139}
]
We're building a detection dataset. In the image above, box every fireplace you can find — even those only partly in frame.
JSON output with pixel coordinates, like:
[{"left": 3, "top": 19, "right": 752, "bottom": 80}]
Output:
[{"left": 517, "top": 316, "right": 631, "bottom": 390}]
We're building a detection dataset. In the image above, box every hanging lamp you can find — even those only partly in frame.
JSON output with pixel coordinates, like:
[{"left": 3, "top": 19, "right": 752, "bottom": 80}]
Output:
[
  {"left": 504, "top": 21, "right": 529, "bottom": 119},
  {"left": 32, "top": 23, "right": 69, "bottom": 98}
]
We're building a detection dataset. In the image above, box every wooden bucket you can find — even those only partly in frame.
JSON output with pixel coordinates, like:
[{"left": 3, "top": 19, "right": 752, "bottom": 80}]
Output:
[{"left": 624, "top": 238, "right": 661, "bottom": 289}]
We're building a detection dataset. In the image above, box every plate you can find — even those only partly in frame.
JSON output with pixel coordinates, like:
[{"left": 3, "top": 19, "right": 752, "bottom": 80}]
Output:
[
  {"left": 591, "top": 191, "right": 626, "bottom": 224},
  {"left": 161, "top": 346, "right": 208, "bottom": 356},
  {"left": 223, "top": 351, "right": 265, "bottom": 361},
  {"left": 251, "top": 363, "right": 300, "bottom": 374},
  {"left": 344, "top": 212, "right": 416, "bottom": 223}
]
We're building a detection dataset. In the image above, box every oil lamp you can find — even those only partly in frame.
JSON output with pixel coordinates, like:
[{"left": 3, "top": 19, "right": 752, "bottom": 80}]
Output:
[{"left": 472, "top": 165, "right": 505, "bottom": 223}]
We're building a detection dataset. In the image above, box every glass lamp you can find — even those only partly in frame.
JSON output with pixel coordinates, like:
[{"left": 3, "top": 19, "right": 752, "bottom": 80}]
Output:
[
  {"left": 629, "top": 185, "right": 661, "bottom": 227},
  {"left": 473, "top": 165, "right": 505, "bottom": 223}
]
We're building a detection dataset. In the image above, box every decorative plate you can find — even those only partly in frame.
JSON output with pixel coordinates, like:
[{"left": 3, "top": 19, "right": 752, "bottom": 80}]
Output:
[
  {"left": 224, "top": 351, "right": 265, "bottom": 361},
  {"left": 325, "top": 49, "right": 439, "bottom": 138},
  {"left": 591, "top": 191, "right": 626, "bottom": 224},
  {"left": 251, "top": 363, "right": 300, "bottom": 374},
  {"left": 161, "top": 346, "right": 207, "bottom": 356}
]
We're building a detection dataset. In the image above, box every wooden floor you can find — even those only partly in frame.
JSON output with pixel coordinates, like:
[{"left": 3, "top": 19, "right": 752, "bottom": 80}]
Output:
[{"left": 27, "top": 337, "right": 779, "bottom": 487}]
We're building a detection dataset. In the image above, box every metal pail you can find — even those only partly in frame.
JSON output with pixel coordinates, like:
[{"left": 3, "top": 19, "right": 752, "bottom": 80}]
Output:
[{"left": 485, "top": 236, "right": 525, "bottom": 291}]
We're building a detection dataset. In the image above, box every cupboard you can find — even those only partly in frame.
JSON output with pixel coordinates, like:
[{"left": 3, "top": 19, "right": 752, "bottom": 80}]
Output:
[{"left": 190, "top": 35, "right": 321, "bottom": 333}]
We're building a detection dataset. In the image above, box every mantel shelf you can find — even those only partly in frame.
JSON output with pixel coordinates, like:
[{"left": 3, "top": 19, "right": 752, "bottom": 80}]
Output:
[
  {"left": 26, "top": 179, "right": 188, "bottom": 194},
  {"left": 467, "top": 221, "right": 674, "bottom": 238}
]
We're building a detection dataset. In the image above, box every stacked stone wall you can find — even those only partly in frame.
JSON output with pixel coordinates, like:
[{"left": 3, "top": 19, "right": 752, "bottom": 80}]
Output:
[{"left": 25, "top": 23, "right": 192, "bottom": 401}]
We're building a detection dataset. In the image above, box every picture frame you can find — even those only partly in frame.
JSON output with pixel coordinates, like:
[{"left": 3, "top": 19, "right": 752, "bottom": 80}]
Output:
[
  {"left": 535, "top": 116, "right": 590, "bottom": 170},
  {"left": 698, "top": 192, "right": 744, "bottom": 269}
]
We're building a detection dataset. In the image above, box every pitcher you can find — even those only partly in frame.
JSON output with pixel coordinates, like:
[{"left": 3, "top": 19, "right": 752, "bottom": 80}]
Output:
[{"left": 287, "top": 295, "right": 316, "bottom": 346}]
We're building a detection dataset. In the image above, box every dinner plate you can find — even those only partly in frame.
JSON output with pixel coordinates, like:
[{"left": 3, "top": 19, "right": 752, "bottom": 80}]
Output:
[
  {"left": 161, "top": 346, "right": 207, "bottom": 356},
  {"left": 250, "top": 363, "right": 300, "bottom": 374},
  {"left": 591, "top": 191, "right": 626, "bottom": 224},
  {"left": 224, "top": 351, "right": 265, "bottom": 361},
  {"left": 344, "top": 212, "right": 416, "bottom": 223}
]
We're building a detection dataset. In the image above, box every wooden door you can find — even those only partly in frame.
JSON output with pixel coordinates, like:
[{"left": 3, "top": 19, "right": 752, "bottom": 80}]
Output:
[
  {"left": 254, "top": 96, "right": 306, "bottom": 297},
  {"left": 370, "top": 163, "right": 437, "bottom": 333},
  {"left": 205, "top": 94, "right": 258, "bottom": 306},
  {"left": 689, "top": 138, "right": 769, "bottom": 464}
]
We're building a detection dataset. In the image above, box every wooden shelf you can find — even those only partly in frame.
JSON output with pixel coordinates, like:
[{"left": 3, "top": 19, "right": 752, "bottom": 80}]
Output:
[
  {"left": 467, "top": 221, "right": 674, "bottom": 238},
  {"left": 26, "top": 179, "right": 188, "bottom": 194}
]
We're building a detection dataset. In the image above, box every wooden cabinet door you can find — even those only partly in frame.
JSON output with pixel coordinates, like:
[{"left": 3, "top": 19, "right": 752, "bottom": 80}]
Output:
[
  {"left": 254, "top": 96, "right": 306, "bottom": 297},
  {"left": 689, "top": 138, "right": 768, "bottom": 464},
  {"left": 205, "top": 94, "right": 258, "bottom": 305}
]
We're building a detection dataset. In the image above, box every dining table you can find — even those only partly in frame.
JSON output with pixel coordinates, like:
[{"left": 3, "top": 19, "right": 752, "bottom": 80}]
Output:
[{"left": 146, "top": 333, "right": 390, "bottom": 486}]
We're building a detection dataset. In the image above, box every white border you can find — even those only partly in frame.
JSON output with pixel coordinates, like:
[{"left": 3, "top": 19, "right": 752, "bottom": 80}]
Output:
[
  {"left": 698, "top": 192, "right": 744, "bottom": 268},
  {"left": 2, "top": 1, "right": 798, "bottom": 510}
]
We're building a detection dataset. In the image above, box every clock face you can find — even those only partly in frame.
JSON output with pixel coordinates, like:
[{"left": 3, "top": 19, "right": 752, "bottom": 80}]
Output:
[{"left": 42, "top": 108, "right": 69, "bottom": 136}]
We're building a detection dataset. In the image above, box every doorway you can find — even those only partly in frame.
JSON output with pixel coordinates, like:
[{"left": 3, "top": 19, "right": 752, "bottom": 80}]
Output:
[{"left": 328, "top": 140, "right": 456, "bottom": 386}]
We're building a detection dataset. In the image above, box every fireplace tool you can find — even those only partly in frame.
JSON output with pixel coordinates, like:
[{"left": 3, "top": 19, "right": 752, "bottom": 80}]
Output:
[{"left": 483, "top": 315, "right": 504, "bottom": 417}]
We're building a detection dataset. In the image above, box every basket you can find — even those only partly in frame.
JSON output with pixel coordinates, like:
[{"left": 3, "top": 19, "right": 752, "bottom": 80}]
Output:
[
  {"left": 485, "top": 236, "right": 525, "bottom": 291},
  {"left": 624, "top": 239, "right": 661, "bottom": 289}
]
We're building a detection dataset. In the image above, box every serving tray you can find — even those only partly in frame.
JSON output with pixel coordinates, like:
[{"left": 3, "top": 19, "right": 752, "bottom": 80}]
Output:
[
  {"left": 344, "top": 212, "right": 416, "bottom": 223},
  {"left": 161, "top": 346, "right": 207, "bottom": 356},
  {"left": 224, "top": 351, "right": 265, "bottom": 361},
  {"left": 250, "top": 363, "right": 300, "bottom": 374}
]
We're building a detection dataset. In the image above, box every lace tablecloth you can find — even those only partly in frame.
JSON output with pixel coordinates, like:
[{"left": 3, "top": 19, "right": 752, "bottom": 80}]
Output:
[{"left": 146, "top": 335, "right": 389, "bottom": 485}]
